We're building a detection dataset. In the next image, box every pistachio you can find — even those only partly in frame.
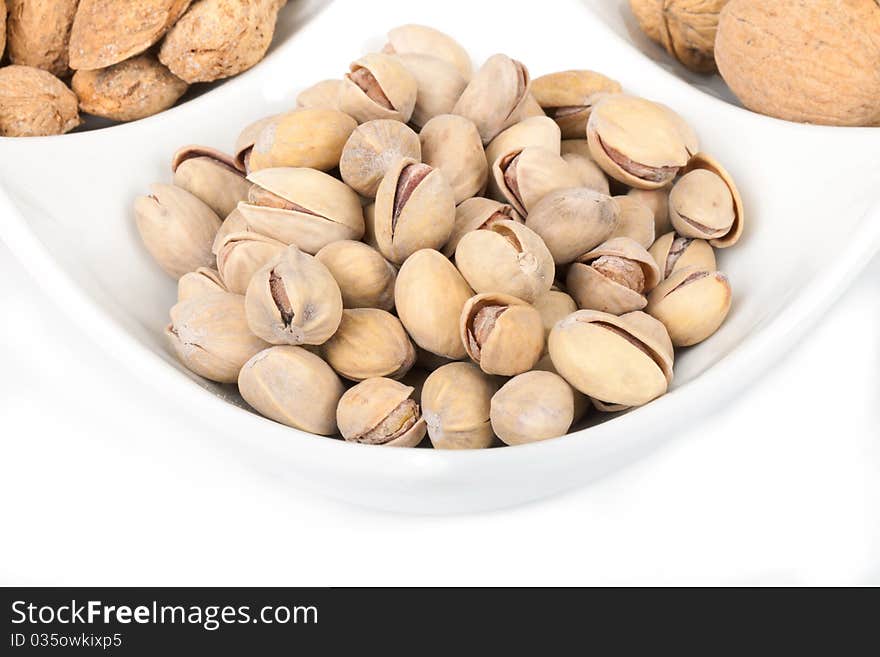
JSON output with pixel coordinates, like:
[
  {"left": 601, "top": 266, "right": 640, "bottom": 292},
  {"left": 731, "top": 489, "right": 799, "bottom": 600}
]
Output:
[
  {"left": 6, "top": 0, "right": 78, "bottom": 77},
  {"left": 339, "top": 119, "right": 421, "bottom": 198},
  {"left": 339, "top": 53, "right": 418, "bottom": 124},
  {"left": 444, "top": 197, "right": 520, "bottom": 258},
  {"left": 172, "top": 146, "right": 251, "bottom": 219},
  {"left": 421, "top": 362, "right": 499, "bottom": 450},
  {"left": 238, "top": 167, "right": 365, "bottom": 253},
  {"left": 247, "top": 109, "right": 358, "bottom": 173},
  {"left": 560, "top": 139, "right": 611, "bottom": 195},
  {"left": 0, "top": 65, "right": 81, "bottom": 137},
  {"left": 233, "top": 113, "right": 279, "bottom": 172},
  {"left": 492, "top": 146, "right": 582, "bottom": 216},
  {"left": 322, "top": 309, "right": 415, "bottom": 382},
  {"left": 373, "top": 157, "right": 455, "bottom": 265},
  {"left": 533, "top": 289, "right": 578, "bottom": 350},
  {"left": 567, "top": 237, "right": 660, "bottom": 315},
  {"left": 452, "top": 54, "right": 531, "bottom": 144},
  {"left": 238, "top": 346, "right": 344, "bottom": 435},
  {"left": 296, "top": 79, "right": 344, "bottom": 111},
  {"left": 649, "top": 232, "right": 716, "bottom": 281},
  {"left": 395, "top": 249, "right": 474, "bottom": 360},
  {"left": 674, "top": 152, "right": 744, "bottom": 248},
  {"left": 212, "top": 207, "right": 250, "bottom": 255},
  {"left": 69, "top": 0, "right": 191, "bottom": 71},
  {"left": 609, "top": 196, "right": 655, "bottom": 248},
  {"left": 511, "top": 93, "right": 547, "bottom": 122},
  {"left": 315, "top": 240, "right": 397, "bottom": 311},
  {"left": 337, "top": 378, "right": 426, "bottom": 447},
  {"left": 549, "top": 309, "right": 671, "bottom": 407},
  {"left": 394, "top": 54, "right": 468, "bottom": 129},
  {"left": 384, "top": 24, "right": 473, "bottom": 81},
  {"left": 587, "top": 93, "right": 699, "bottom": 189},
  {"left": 627, "top": 186, "right": 672, "bottom": 236},
  {"left": 484, "top": 116, "right": 562, "bottom": 201},
  {"left": 525, "top": 188, "right": 619, "bottom": 264},
  {"left": 216, "top": 231, "right": 286, "bottom": 295},
  {"left": 177, "top": 267, "right": 227, "bottom": 302},
  {"left": 490, "top": 371, "right": 576, "bottom": 445},
  {"left": 166, "top": 291, "right": 268, "bottom": 384},
  {"left": 460, "top": 293, "right": 544, "bottom": 376},
  {"left": 455, "top": 220, "right": 555, "bottom": 303},
  {"left": 646, "top": 266, "right": 731, "bottom": 346},
  {"left": 244, "top": 245, "right": 343, "bottom": 346},
  {"left": 134, "top": 183, "right": 221, "bottom": 278},
  {"left": 419, "top": 114, "right": 488, "bottom": 204},
  {"left": 531, "top": 69, "right": 622, "bottom": 139}
]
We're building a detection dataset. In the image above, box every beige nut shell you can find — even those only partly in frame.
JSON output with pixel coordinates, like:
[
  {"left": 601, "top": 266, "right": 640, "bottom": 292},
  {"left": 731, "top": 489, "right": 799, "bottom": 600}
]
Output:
[
  {"left": 385, "top": 24, "right": 473, "bottom": 81},
  {"left": 421, "top": 362, "right": 499, "bottom": 450},
  {"left": 339, "top": 53, "right": 418, "bottom": 124},
  {"left": 395, "top": 54, "right": 468, "bottom": 129},
  {"left": 247, "top": 109, "right": 358, "bottom": 173},
  {"left": 339, "top": 119, "right": 421, "bottom": 198},
  {"left": 649, "top": 232, "right": 716, "bottom": 281},
  {"left": 678, "top": 152, "right": 744, "bottom": 248},
  {"left": 315, "top": 240, "right": 397, "bottom": 311},
  {"left": 452, "top": 54, "right": 531, "bottom": 144},
  {"left": 296, "top": 79, "right": 344, "bottom": 111},
  {"left": 322, "top": 309, "right": 416, "bottom": 382},
  {"left": 444, "top": 197, "right": 520, "bottom": 258},
  {"left": 609, "top": 195, "right": 656, "bottom": 248},
  {"left": 178, "top": 268, "right": 227, "bottom": 302},
  {"left": 336, "top": 378, "right": 426, "bottom": 447},
  {"left": 646, "top": 266, "right": 732, "bottom": 347},
  {"left": 420, "top": 114, "right": 488, "bottom": 204},
  {"left": 531, "top": 69, "right": 622, "bottom": 138},
  {"left": 492, "top": 146, "right": 582, "bottom": 216},
  {"left": 490, "top": 371, "right": 576, "bottom": 446},
  {"left": 215, "top": 231, "right": 286, "bottom": 295},
  {"left": 460, "top": 292, "right": 544, "bottom": 376},
  {"left": 560, "top": 140, "right": 611, "bottom": 196},
  {"left": 485, "top": 116, "right": 562, "bottom": 174},
  {"left": 172, "top": 146, "right": 251, "bottom": 219}
]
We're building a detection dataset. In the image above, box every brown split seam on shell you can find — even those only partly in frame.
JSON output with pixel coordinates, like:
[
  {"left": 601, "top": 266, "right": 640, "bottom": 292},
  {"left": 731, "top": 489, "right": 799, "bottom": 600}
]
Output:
[
  {"left": 269, "top": 271, "right": 294, "bottom": 326},
  {"left": 357, "top": 399, "right": 420, "bottom": 445},
  {"left": 677, "top": 212, "right": 727, "bottom": 238},
  {"left": 501, "top": 151, "right": 524, "bottom": 207},
  {"left": 348, "top": 67, "right": 393, "bottom": 109},
  {"left": 665, "top": 236, "right": 692, "bottom": 277},
  {"left": 249, "top": 187, "right": 327, "bottom": 217},
  {"left": 597, "top": 134, "right": 678, "bottom": 184},
  {"left": 592, "top": 320, "right": 667, "bottom": 375},
  {"left": 467, "top": 304, "right": 508, "bottom": 360},
  {"left": 665, "top": 270, "right": 711, "bottom": 298},
  {"left": 392, "top": 163, "right": 432, "bottom": 234},
  {"left": 591, "top": 255, "right": 646, "bottom": 293},
  {"left": 479, "top": 209, "right": 513, "bottom": 230},
  {"left": 172, "top": 147, "right": 244, "bottom": 176}
]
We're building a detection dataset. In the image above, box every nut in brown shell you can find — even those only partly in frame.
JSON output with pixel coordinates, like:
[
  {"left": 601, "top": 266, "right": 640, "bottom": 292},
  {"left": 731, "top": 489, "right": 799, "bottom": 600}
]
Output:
[
  {"left": 6, "top": 0, "right": 79, "bottom": 77},
  {"left": 0, "top": 65, "right": 81, "bottom": 136}
]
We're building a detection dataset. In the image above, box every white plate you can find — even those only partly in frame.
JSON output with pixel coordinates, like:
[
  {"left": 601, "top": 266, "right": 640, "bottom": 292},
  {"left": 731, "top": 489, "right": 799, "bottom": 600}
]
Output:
[{"left": 2, "top": 0, "right": 879, "bottom": 514}]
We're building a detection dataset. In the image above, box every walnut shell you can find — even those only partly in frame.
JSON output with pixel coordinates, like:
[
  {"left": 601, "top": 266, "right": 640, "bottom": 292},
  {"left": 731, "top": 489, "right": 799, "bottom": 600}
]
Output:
[
  {"left": 6, "top": 0, "right": 79, "bottom": 77},
  {"left": 0, "top": 65, "right": 81, "bottom": 136},
  {"left": 715, "top": 0, "right": 880, "bottom": 126}
]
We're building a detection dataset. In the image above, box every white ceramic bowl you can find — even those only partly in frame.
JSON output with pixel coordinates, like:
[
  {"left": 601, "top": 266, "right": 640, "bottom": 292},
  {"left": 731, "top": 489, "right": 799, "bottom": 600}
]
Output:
[{"left": 2, "top": 0, "right": 879, "bottom": 513}]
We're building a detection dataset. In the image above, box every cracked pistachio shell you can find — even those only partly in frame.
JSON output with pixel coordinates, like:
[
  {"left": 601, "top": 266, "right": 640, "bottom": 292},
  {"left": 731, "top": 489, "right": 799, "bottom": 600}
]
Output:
[
  {"left": 649, "top": 232, "right": 716, "bottom": 281},
  {"left": 620, "top": 310, "right": 674, "bottom": 384},
  {"left": 244, "top": 245, "right": 343, "bottom": 346},
  {"left": 6, "top": 0, "right": 78, "bottom": 76},
  {"left": 322, "top": 309, "right": 415, "bottom": 382},
  {"left": 560, "top": 140, "right": 611, "bottom": 195},
  {"left": 339, "top": 119, "right": 421, "bottom": 198},
  {"left": 627, "top": 186, "right": 672, "bottom": 236},
  {"left": 238, "top": 346, "right": 344, "bottom": 436},
  {"left": 485, "top": 116, "right": 561, "bottom": 173},
  {"left": 421, "top": 362, "right": 499, "bottom": 450},
  {"left": 525, "top": 187, "right": 619, "bottom": 265},
  {"left": 646, "top": 266, "right": 731, "bottom": 347},
  {"left": 490, "top": 371, "right": 575, "bottom": 446},
  {"left": 374, "top": 157, "right": 455, "bottom": 265},
  {"left": 216, "top": 231, "right": 286, "bottom": 295},
  {"left": 233, "top": 113, "right": 279, "bottom": 172},
  {"left": 315, "top": 240, "right": 397, "bottom": 311},
  {"left": 609, "top": 195, "right": 655, "bottom": 248},
  {"left": 511, "top": 92, "right": 546, "bottom": 122},
  {"left": 384, "top": 24, "right": 473, "bottom": 81},
  {"left": 337, "top": 378, "right": 426, "bottom": 447},
  {"left": 395, "top": 249, "right": 474, "bottom": 360},
  {"left": 533, "top": 289, "right": 578, "bottom": 350},
  {"left": 134, "top": 183, "right": 222, "bottom": 278},
  {"left": 172, "top": 145, "right": 251, "bottom": 219},
  {"left": 247, "top": 109, "right": 358, "bottom": 172},
  {"left": 452, "top": 54, "right": 531, "bottom": 144},
  {"left": 492, "top": 146, "right": 582, "bottom": 216},
  {"left": 549, "top": 309, "right": 670, "bottom": 407},
  {"left": 212, "top": 208, "right": 250, "bottom": 255},
  {"left": 460, "top": 292, "right": 544, "bottom": 376},
  {"left": 166, "top": 291, "right": 268, "bottom": 384},
  {"left": 444, "top": 197, "right": 521, "bottom": 258},
  {"left": 531, "top": 70, "right": 622, "bottom": 139},
  {"left": 0, "top": 65, "right": 81, "bottom": 136},
  {"left": 567, "top": 237, "right": 660, "bottom": 315},
  {"left": 455, "top": 220, "right": 554, "bottom": 303},
  {"left": 587, "top": 93, "right": 699, "bottom": 189},
  {"left": 238, "top": 167, "right": 365, "bottom": 253},
  {"left": 178, "top": 267, "right": 226, "bottom": 302},
  {"left": 296, "top": 79, "right": 343, "bottom": 110},
  {"left": 420, "top": 114, "right": 488, "bottom": 204},
  {"left": 395, "top": 54, "right": 468, "bottom": 129},
  {"left": 339, "top": 53, "right": 417, "bottom": 124},
  {"left": 674, "top": 152, "right": 744, "bottom": 248}
]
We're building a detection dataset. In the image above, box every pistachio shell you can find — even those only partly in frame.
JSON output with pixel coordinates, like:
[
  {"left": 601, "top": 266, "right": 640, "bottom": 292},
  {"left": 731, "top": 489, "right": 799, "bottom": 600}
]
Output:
[
  {"left": 0, "top": 65, "right": 81, "bottom": 137},
  {"left": 336, "top": 378, "right": 426, "bottom": 447},
  {"left": 531, "top": 69, "right": 622, "bottom": 138},
  {"left": 395, "top": 54, "right": 468, "bottom": 129},
  {"left": 234, "top": 113, "right": 279, "bottom": 172},
  {"left": 420, "top": 114, "right": 488, "bottom": 204},
  {"left": 339, "top": 119, "right": 421, "bottom": 198},
  {"left": 6, "top": 0, "right": 78, "bottom": 76},
  {"left": 455, "top": 220, "right": 555, "bottom": 303},
  {"left": 609, "top": 196, "right": 655, "bottom": 248},
  {"left": 373, "top": 157, "right": 455, "bottom": 265},
  {"left": 244, "top": 245, "right": 343, "bottom": 346},
  {"left": 679, "top": 152, "right": 744, "bottom": 248},
  {"left": 315, "top": 240, "right": 397, "bottom": 310},
  {"left": 669, "top": 169, "right": 734, "bottom": 241},
  {"left": 460, "top": 292, "right": 544, "bottom": 376},
  {"left": 134, "top": 183, "right": 222, "bottom": 278},
  {"left": 549, "top": 309, "right": 670, "bottom": 407},
  {"left": 178, "top": 267, "right": 226, "bottom": 302},
  {"left": 322, "top": 309, "right": 415, "bottom": 382},
  {"left": 490, "top": 371, "right": 575, "bottom": 445},
  {"left": 212, "top": 207, "right": 251, "bottom": 255},
  {"left": 510, "top": 93, "right": 546, "bottom": 122},
  {"left": 421, "top": 362, "right": 499, "bottom": 449},
  {"left": 216, "top": 231, "right": 286, "bottom": 295},
  {"left": 172, "top": 145, "right": 251, "bottom": 219},
  {"left": 238, "top": 346, "right": 344, "bottom": 436},
  {"left": 395, "top": 249, "right": 474, "bottom": 360},
  {"left": 247, "top": 109, "right": 358, "bottom": 172},
  {"left": 444, "top": 197, "right": 520, "bottom": 258},
  {"left": 649, "top": 232, "right": 716, "bottom": 281},
  {"left": 485, "top": 116, "right": 561, "bottom": 173},
  {"left": 385, "top": 24, "right": 473, "bottom": 81},
  {"left": 296, "top": 79, "right": 344, "bottom": 110},
  {"left": 627, "top": 186, "right": 672, "bottom": 236},
  {"left": 452, "top": 54, "right": 531, "bottom": 144},
  {"left": 619, "top": 310, "right": 674, "bottom": 384},
  {"left": 492, "top": 146, "right": 582, "bottom": 216},
  {"left": 525, "top": 187, "right": 619, "bottom": 264},
  {"left": 646, "top": 266, "right": 731, "bottom": 347},
  {"left": 533, "top": 289, "right": 578, "bottom": 351},
  {"left": 362, "top": 202, "right": 379, "bottom": 249},
  {"left": 167, "top": 291, "right": 268, "bottom": 384},
  {"left": 339, "top": 53, "right": 418, "bottom": 123},
  {"left": 560, "top": 140, "right": 611, "bottom": 195}
]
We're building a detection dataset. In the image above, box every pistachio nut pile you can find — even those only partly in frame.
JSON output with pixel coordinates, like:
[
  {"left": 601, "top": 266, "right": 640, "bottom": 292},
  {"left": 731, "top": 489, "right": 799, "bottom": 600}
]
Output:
[{"left": 134, "top": 24, "right": 744, "bottom": 449}]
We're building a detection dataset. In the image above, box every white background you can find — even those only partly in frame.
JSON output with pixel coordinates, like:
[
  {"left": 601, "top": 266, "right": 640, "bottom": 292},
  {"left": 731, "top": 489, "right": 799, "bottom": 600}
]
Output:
[{"left": 1, "top": 238, "right": 878, "bottom": 586}]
